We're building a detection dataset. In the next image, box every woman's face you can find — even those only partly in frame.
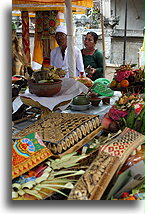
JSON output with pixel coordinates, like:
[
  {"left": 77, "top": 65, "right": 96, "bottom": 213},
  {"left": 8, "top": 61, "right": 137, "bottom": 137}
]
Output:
[
  {"left": 55, "top": 32, "right": 67, "bottom": 47},
  {"left": 84, "top": 34, "right": 96, "bottom": 49}
]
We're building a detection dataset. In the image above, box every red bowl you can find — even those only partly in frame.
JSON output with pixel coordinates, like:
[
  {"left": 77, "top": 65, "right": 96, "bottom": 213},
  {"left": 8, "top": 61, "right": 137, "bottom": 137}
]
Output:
[
  {"left": 90, "top": 97, "right": 102, "bottom": 106},
  {"left": 102, "top": 97, "right": 110, "bottom": 105}
]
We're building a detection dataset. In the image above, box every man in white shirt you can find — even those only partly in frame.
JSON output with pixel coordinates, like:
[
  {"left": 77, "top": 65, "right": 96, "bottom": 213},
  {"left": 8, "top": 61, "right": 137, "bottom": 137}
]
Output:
[{"left": 50, "top": 25, "right": 85, "bottom": 78}]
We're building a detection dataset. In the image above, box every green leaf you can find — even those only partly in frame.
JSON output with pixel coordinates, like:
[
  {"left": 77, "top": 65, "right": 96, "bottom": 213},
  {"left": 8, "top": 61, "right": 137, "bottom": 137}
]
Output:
[
  {"left": 130, "top": 64, "right": 137, "bottom": 67},
  {"left": 37, "top": 183, "right": 73, "bottom": 189},
  {"left": 53, "top": 170, "right": 85, "bottom": 179},
  {"left": 52, "top": 170, "right": 81, "bottom": 176},
  {"left": 36, "top": 186, "right": 68, "bottom": 197},
  {"left": 42, "top": 179, "right": 76, "bottom": 184}
]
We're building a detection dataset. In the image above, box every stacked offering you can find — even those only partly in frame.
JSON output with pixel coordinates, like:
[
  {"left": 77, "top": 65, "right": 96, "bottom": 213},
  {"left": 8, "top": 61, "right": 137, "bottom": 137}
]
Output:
[
  {"left": 110, "top": 64, "right": 143, "bottom": 93},
  {"left": 101, "top": 93, "right": 144, "bottom": 134}
]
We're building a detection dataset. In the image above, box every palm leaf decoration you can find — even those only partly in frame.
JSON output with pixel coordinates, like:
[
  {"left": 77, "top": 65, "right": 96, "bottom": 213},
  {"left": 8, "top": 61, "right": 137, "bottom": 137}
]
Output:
[{"left": 12, "top": 153, "right": 87, "bottom": 200}]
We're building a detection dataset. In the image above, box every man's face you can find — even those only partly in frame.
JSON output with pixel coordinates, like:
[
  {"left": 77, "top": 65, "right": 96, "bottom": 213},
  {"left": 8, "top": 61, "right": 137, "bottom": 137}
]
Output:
[{"left": 55, "top": 32, "right": 67, "bottom": 47}]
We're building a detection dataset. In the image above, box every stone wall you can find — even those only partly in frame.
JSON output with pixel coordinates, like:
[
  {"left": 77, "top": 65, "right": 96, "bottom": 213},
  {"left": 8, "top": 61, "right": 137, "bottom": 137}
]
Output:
[{"left": 110, "top": 37, "right": 143, "bottom": 65}]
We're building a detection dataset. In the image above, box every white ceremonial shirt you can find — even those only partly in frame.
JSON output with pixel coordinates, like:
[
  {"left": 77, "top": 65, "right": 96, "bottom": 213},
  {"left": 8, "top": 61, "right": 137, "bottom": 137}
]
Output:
[{"left": 50, "top": 46, "right": 85, "bottom": 77}]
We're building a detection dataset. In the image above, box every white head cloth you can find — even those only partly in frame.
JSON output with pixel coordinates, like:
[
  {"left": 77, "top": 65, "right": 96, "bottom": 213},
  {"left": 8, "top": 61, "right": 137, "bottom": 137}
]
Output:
[{"left": 56, "top": 25, "right": 67, "bottom": 35}]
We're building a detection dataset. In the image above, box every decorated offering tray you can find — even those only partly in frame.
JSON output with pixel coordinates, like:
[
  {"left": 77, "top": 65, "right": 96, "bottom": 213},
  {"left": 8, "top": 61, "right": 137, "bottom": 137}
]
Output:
[
  {"left": 109, "top": 64, "right": 144, "bottom": 93},
  {"left": 13, "top": 112, "right": 103, "bottom": 157},
  {"left": 109, "top": 81, "right": 143, "bottom": 93},
  {"left": 68, "top": 128, "right": 144, "bottom": 200},
  {"left": 101, "top": 93, "right": 144, "bottom": 133}
]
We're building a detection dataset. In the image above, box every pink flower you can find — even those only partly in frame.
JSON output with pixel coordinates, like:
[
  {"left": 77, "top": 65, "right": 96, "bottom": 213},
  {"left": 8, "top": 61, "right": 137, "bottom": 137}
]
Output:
[
  {"left": 116, "top": 70, "right": 132, "bottom": 82},
  {"left": 109, "top": 106, "right": 128, "bottom": 121}
]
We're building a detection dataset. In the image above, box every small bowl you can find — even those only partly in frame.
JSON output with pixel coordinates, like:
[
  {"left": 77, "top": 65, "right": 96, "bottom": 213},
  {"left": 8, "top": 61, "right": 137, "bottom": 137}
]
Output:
[
  {"left": 102, "top": 97, "right": 110, "bottom": 105},
  {"left": 72, "top": 94, "right": 90, "bottom": 105},
  {"left": 70, "top": 103, "right": 91, "bottom": 111},
  {"left": 90, "top": 97, "right": 101, "bottom": 106},
  {"left": 28, "top": 79, "right": 62, "bottom": 97}
]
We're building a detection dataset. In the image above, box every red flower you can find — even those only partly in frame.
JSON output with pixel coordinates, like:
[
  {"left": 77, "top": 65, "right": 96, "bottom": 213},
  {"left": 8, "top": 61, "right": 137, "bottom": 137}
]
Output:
[
  {"left": 132, "top": 103, "right": 143, "bottom": 115},
  {"left": 37, "top": 18, "right": 42, "bottom": 25},
  {"left": 121, "top": 192, "right": 129, "bottom": 198}
]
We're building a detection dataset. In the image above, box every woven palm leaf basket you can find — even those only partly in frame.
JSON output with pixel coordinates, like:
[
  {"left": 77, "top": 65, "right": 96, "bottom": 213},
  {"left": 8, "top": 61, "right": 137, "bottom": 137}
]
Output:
[
  {"left": 13, "top": 112, "right": 103, "bottom": 157},
  {"left": 68, "top": 128, "right": 144, "bottom": 200}
]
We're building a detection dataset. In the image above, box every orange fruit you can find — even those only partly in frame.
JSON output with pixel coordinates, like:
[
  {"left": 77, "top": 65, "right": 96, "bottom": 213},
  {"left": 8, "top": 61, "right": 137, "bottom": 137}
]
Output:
[
  {"left": 120, "top": 79, "right": 129, "bottom": 87},
  {"left": 110, "top": 80, "right": 117, "bottom": 88},
  {"left": 117, "top": 83, "right": 121, "bottom": 88}
]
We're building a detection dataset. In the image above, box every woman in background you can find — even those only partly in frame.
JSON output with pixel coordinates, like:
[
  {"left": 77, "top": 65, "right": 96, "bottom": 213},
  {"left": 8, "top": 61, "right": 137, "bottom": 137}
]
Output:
[{"left": 81, "top": 32, "right": 103, "bottom": 81}]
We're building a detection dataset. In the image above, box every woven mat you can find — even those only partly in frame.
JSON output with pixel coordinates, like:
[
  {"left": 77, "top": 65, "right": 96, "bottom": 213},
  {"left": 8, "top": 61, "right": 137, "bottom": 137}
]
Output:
[
  {"left": 68, "top": 128, "right": 144, "bottom": 200},
  {"left": 13, "top": 112, "right": 102, "bottom": 157}
]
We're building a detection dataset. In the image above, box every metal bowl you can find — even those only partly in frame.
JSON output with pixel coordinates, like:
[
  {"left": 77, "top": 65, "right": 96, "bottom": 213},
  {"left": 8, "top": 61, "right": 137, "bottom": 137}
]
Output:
[{"left": 28, "top": 79, "right": 62, "bottom": 97}]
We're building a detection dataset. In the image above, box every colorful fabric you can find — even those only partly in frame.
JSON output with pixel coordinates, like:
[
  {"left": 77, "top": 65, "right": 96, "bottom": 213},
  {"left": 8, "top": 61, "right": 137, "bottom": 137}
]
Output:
[
  {"left": 12, "top": 1, "right": 93, "bottom": 13},
  {"left": 22, "top": 11, "right": 31, "bottom": 64},
  {"left": 35, "top": 11, "right": 58, "bottom": 37},
  {"left": 33, "top": 10, "right": 61, "bottom": 66},
  {"left": 35, "top": 11, "right": 43, "bottom": 33},
  {"left": 32, "top": 32, "right": 43, "bottom": 65},
  {"left": 12, "top": 132, "right": 52, "bottom": 179}
]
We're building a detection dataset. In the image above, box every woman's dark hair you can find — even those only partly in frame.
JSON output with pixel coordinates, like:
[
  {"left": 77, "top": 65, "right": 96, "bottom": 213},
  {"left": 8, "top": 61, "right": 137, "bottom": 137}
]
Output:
[{"left": 86, "top": 32, "right": 98, "bottom": 44}]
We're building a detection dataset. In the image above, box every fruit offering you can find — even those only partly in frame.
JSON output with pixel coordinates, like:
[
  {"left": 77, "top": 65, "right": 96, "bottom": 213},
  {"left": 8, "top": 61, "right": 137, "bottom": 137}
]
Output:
[
  {"left": 112, "top": 192, "right": 140, "bottom": 200},
  {"left": 101, "top": 93, "right": 144, "bottom": 133},
  {"left": 32, "top": 66, "right": 66, "bottom": 83},
  {"left": 110, "top": 64, "right": 144, "bottom": 89},
  {"left": 74, "top": 71, "right": 93, "bottom": 88}
]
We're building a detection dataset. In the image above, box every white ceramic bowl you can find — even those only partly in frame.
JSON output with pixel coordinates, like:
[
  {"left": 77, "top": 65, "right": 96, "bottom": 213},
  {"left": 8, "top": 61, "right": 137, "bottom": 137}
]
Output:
[{"left": 70, "top": 103, "right": 91, "bottom": 111}]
